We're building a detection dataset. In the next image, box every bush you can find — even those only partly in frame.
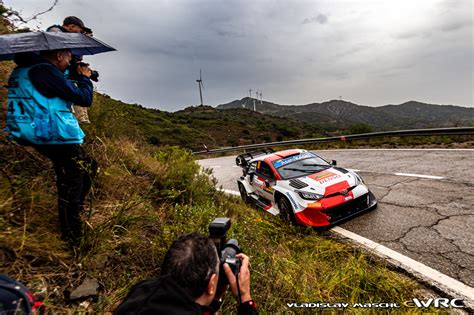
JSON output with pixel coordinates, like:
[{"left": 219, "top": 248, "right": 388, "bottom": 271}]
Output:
[{"left": 349, "top": 123, "right": 373, "bottom": 135}]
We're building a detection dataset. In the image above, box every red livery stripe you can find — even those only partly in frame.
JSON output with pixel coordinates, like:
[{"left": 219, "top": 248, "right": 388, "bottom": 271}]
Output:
[{"left": 324, "top": 180, "right": 350, "bottom": 196}]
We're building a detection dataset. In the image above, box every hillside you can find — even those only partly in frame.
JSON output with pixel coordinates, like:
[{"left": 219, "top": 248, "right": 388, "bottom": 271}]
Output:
[
  {"left": 217, "top": 98, "right": 474, "bottom": 130},
  {"left": 78, "top": 98, "right": 327, "bottom": 152},
  {"left": 173, "top": 105, "right": 325, "bottom": 146}
]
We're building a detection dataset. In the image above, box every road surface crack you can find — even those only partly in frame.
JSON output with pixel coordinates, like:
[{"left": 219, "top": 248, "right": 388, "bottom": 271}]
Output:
[{"left": 377, "top": 178, "right": 419, "bottom": 203}]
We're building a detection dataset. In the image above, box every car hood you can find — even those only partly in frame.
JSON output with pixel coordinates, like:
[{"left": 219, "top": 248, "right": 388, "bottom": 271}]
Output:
[{"left": 286, "top": 167, "right": 358, "bottom": 196}]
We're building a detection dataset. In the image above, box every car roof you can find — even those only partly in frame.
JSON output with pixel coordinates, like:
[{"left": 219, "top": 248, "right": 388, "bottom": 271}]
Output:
[{"left": 250, "top": 149, "right": 307, "bottom": 163}]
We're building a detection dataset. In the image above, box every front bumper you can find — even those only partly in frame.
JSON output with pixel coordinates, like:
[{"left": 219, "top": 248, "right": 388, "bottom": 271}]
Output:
[
  {"left": 326, "top": 191, "right": 377, "bottom": 225},
  {"left": 294, "top": 191, "right": 377, "bottom": 228}
]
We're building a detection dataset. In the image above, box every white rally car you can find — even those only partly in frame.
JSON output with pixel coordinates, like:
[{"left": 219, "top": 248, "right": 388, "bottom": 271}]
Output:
[{"left": 236, "top": 149, "right": 377, "bottom": 228}]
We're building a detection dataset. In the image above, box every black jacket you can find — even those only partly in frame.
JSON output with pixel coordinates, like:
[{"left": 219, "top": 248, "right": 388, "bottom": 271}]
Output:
[
  {"left": 113, "top": 275, "right": 258, "bottom": 315},
  {"left": 12, "top": 55, "right": 93, "bottom": 106},
  {"left": 113, "top": 275, "right": 213, "bottom": 315}
]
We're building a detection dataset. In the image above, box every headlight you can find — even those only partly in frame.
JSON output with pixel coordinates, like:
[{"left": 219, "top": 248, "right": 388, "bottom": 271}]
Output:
[
  {"left": 297, "top": 191, "right": 323, "bottom": 200},
  {"left": 350, "top": 171, "right": 363, "bottom": 185}
]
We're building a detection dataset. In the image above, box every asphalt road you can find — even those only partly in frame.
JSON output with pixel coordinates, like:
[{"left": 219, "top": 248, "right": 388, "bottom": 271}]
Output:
[{"left": 197, "top": 149, "right": 474, "bottom": 287}]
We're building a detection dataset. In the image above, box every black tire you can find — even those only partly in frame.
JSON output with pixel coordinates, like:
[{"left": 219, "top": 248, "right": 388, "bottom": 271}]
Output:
[
  {"left": 368, "top": 191, "right": 377, "bottom": 211},
  {"left": 278, "top": 196, "right": 297, "bottom": 225},
  {"left": 238, "top": 182, "right": 250, "bottom": 203}
]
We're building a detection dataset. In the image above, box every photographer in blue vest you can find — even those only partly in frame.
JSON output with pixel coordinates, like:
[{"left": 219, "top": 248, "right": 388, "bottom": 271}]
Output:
[
  {"left": 6, "top": 48, "right": 97, "bottom": 247},
  {"left": 47, "top": 16, "right": 94, "bottom": 124}
]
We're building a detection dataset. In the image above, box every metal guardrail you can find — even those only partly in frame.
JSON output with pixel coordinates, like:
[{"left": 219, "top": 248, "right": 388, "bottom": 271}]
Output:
[{"left": 192, "top": 127, "right": 474, "bottom": 155}]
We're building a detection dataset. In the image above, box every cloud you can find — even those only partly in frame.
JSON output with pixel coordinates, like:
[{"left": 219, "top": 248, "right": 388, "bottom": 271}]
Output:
[
  {"left": 215, "top": 29, "right": 246, "bottom": 38},
  {"left": 319, "top": 69, "right": 349, "bottom": 80},
  {"left": 302, "top": 14, "right": 328, "bottom": 25},
  {"left": 392, "top": 30, "right": 432, "bottom": 40},
  {"left": 440, "top": 19, "right": 472, "bottom": 32},
  {"left": 5, "top": 0, "right": 473, "bottom": 109}
]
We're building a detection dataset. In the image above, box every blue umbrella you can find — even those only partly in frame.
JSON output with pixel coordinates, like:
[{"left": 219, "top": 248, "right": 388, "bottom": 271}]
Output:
[{"left": 0, "top": 31, "right": 116, "bottom": 60}]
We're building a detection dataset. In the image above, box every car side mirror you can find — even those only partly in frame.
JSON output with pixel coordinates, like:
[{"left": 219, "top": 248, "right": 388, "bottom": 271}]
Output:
[{"left": 331, "top": 160, "right": 337, "bottom": 166}]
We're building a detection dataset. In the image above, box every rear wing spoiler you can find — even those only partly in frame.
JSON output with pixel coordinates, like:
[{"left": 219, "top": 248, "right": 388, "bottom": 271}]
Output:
[{"left": 235, "top": 148, "right": 274, "bottom": 167}]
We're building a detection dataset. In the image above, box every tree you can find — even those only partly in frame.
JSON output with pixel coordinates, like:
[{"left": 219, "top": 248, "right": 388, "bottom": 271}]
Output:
[
  {"left": 349, "top": 123, "right": 373, "bottom": 135},
  {"left": 0, "top": 0, "right": 58, "bottom": 31}
]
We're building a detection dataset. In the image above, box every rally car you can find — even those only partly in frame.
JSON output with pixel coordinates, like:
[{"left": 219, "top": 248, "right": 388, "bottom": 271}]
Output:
[{"left": 236, "top": 149, "right": 377, "bottom": 228}]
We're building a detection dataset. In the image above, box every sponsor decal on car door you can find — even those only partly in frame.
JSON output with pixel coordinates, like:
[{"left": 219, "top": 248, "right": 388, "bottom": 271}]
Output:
[{"left": 254, "top": 161, "right": 276, "bottom": 201}]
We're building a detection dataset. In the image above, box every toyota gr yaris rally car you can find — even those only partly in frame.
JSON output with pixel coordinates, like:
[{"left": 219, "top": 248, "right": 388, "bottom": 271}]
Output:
[{"left": 236, "top": 149, "right": 377, "bottom": 228}]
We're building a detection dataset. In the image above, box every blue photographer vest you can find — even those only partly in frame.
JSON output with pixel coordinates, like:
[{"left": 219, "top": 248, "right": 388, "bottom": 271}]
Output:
[{"left": 5, "top": 64, "right": 85, "bottom": 145}]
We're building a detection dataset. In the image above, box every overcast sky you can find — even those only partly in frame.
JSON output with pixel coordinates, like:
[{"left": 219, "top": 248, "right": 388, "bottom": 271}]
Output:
[{"left": 4, "top": 0, "right": 473, "bottom": 111}]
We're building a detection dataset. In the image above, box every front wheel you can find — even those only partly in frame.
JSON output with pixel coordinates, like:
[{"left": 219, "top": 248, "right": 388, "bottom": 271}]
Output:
[{"left": 278, "top": 196, "right": 297, "bottom": 225}]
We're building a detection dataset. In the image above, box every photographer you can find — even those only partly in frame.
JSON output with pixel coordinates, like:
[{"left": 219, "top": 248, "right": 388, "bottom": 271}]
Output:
[
  {"left": 47, "top": 16, "right": 96, "bottom": 124},
  {"left": 114, "top": 232, "right": 258, "bottom": 315},
  {"left": 6, "top": 48, "right": 95, "bottom": 247},
  {"left": 46, "top": 16, "right": 90, "bottom": 34}
]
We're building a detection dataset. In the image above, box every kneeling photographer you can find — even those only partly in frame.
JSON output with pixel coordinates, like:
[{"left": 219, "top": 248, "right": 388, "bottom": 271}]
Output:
[{"left": 114, "top": 218, "right": 258, "bottom": 315}]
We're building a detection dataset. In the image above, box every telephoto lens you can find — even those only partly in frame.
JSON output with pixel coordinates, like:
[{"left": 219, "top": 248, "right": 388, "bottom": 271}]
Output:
[
  {"left": 221, "top": 239, "right": 241, "bottom": 278},
  {"left": 90, "top": 70, "right": 99, "bottom": 82}
]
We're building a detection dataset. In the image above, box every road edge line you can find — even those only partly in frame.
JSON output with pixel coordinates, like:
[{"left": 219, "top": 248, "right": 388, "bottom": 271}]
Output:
[
  {"left": 394, "top": 172, "right": 445, "bottom": 180},
  {"left": 331, "top": 226, "right": 474, "bottom": 309},
  {"left": 222, "top": 189, "right": 241, "bottom": 196}
]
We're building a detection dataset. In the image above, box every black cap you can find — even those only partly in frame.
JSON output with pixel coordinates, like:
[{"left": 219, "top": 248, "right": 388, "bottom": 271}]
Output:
[{"left": 63, "top": 16, "right": 85, "bottom": 29}]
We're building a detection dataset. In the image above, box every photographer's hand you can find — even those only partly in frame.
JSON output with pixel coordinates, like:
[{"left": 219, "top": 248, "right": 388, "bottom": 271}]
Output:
[
  {"left": 77, "top": 63, "right": 92, "bottom": 78},
  {"left": 223, "top": 253, "right": 252, "bottom": 303}
]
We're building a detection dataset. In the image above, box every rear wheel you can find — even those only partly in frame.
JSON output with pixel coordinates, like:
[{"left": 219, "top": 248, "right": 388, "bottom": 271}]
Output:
[
  {"left": 278, "top": 196, "right": 297, "bottom": 225},
  {"left": 238, "top": 182, "right": 250, "bottom": 203}
]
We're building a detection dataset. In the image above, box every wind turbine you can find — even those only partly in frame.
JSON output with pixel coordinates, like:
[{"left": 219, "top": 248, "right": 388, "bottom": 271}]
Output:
[
  {"left": 196, "top": 70, "right": 204, "bottom": 106},
  {"left": 259, "top": 90, "right": 263, "bottom": 104}
]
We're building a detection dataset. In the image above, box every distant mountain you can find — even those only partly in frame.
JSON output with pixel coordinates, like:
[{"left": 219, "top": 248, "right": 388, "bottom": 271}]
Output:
[{"left": 217, "top": 98, "right": 474, "bottom": 130}]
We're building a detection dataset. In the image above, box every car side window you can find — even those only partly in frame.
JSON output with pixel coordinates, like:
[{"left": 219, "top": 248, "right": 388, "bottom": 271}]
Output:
[
  {"left": 256, "top": 161, "right": 275, "bottom": 179},
  {"left": 248, "top": 161, "right": 257, "bottom": 174}
]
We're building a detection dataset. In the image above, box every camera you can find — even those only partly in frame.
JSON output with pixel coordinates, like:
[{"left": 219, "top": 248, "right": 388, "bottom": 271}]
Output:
[
  {"left": 79, "top": 62, "right": 100, "bottom": 82},
  {"left": 68, "top": 55, "right": 100, "bottom": 82},
  {"left": 208, "top": 218, "right": 241, "bottom": 285}
]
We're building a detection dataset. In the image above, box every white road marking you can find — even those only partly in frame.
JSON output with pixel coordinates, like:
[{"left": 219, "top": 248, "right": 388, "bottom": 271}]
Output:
[
  {"left": 222, "top": 189, "right": 474, "bottom": 308},
  {"left": 332, "top": 226, "right": 474, "bottom": 309},
  {"left": 202, "top": 160, "right": 446, "bottom": 181},
  {"left": 394, "top": 172, "right": 444, "bottom": 180},
  {"left": 347, "top": 168, "right": 361, "bottom": 172},
  {"left": 222, "top": 189, "right": 241, "bottom": 196}
]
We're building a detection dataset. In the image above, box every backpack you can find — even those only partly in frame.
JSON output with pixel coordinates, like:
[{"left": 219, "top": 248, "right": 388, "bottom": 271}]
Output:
[{"left": 0, "top": 274, "right": 45, "bottom": 314}]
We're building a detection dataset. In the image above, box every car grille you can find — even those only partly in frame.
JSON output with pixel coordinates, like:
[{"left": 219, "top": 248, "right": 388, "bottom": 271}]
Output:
[
  {"left": 326, "top": 194, "right": 370, "bottom": 222},
  {"left": 325, "top": 185, "right": 356, "bottom": 198},
  {"left": 289, "top": 179, "right": 309, "bottom": 189}
]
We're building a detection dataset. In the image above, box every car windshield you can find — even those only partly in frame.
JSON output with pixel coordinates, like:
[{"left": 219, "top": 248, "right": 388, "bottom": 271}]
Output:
[{"left": 275, "top": 156, "right": 331, "bottom": 179}]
